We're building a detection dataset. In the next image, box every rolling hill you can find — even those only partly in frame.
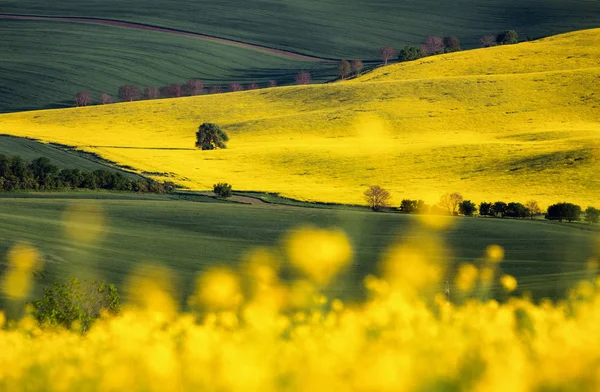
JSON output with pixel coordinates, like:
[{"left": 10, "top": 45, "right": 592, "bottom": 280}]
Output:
[{"left": 0, "top": 29, "right": 598, "bottom": 208}]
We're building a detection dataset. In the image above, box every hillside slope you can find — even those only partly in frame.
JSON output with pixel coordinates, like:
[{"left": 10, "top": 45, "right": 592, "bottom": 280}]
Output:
[
  {"left": 0, "top": 29, "right": 598, "bottom": 207},
  {"left": 2, "top": 0, "right": 600, "bottom": 57}
]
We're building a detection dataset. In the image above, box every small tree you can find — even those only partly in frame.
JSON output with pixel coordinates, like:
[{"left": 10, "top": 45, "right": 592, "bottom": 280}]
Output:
[
  {"left": 379, "top": 46, "right": 396, "bottom": 65},
  {"left": 247, "top": 82, "right": 260, "bottom": 90},
  {"left": 546, "top": 202, "right": 582, "bottom": 222},
  {"left": 213, "top": 183, "right": 233, "bottom": 198},
  {"left": 491, "top": 201, "right": 507, "bottom": 217},
  {"left": 31, "top": 278, "right": 120, "bottom": 333},
  {"left": 524, "top": 200, "right": 541, "bottom": 219},
  {"left": 400, "top": 199, "right": 417, "bottom": 213},
  {"left": 505, "top": 202, "right": 528, "bottom": 219},
  {"left": 229, "top": 83, "right": 243, "bottom": 92},
  {"left": 295, "top": 72, "right": 312, "bottom": 85},
  {"left": 99, "top": 93, "right": 113, "bottom": 104},
  {"left": 338, "top": 60, "right": 351, "bottom": 80},
  {"left": 421, "top": 36, "right": 445, "bottom": 55},
  {"left": 439, "top": 192, "right": 463, "bottom": 215},
  {"left": 399, "top": 45, "right": 423, "bottom": 62},
  {"left": 459, "top": 200, "right": 477, "bottom": 216},
  {"left": 585, "top": 207, "right": 600, "bottom": 224},
  {"left": 443, "top": 36, "right": 461, "bottom": 52},
  {"left": 118, "top": 85, "right": 141, "bottom": 102},
  {"left": 209, "top": 85, "right": 222, "bottom": 94},
  {"left": 497, "top": 30, "right": 518, "bottom": 45},
  {"left": 185, "top": 79, "right": 204, "bottom": 96},
  {"left": 481, "top": 35, "right": 498, "bottom": 47},
  {"left": 351, "top": 59, "right": 364, "bottom": 76},
  {"left": 479, "top": 202, "right": 493, "bottom": 216},
  {"left": 144, "top": 86, "right": 160, "bottom": 100},
  {"left": 169, "top": 83, "right": 183, "bottom": 98},
  {"left": 268, "top": 80, "right": 277, "bottom": 88},
  {"left": 73, "top": 92, "right": 92, "bottom": 107},
  {"left": 195, "top": 123, "right": 229, "bottom": 150},
  {"left": 364, "top": 185, "right": 390, "bottom": 211}
]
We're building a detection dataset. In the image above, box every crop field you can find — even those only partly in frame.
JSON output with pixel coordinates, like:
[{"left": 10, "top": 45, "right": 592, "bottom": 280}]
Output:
[
  {"left": 1, "top": 29, "right": 598, "bottom": 207},
  {"left": 2, "top": 0, "right": 600, "bottom": 57},
  {"left": 0, "top": 19, "right": 336, "bottom": 113},
  {"left": 0, "top": 194, "right": 597, "bottom": 309}
]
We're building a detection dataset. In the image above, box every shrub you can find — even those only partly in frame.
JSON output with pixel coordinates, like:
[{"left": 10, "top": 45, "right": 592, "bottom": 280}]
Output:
[
  {"left": 546, "top": 202, "right": 582, "bottom": 222},
  {"left": 505, "top": 202, "right": 528, "bottom": 219},
  {"left": 479, "top": 202, "right": 493, "bottom": 216},
  {"left": 31, "top": 278, "right": 120, "bottom": 332},
  {"left": 443, "top": 36, "right": 461, "bottom": 52},
  {"left": 584, "top": 206, "right": 599, "bottom": 224},
  {"left": 338, "top": 60, "right": 351, "bottom": 80},
  {"left": 458, "top": 200, "right": 477, "bottom": 216},
  {"left": 213, "top": 183, "right": 233, "bottom": 198},
  {"left": 491, "top": 201, "right": 507, "bottom": 217},
  {"left": 351, "top": 59, "right": 364, "bottom": 76},
  {"left": 295, "top": 72, "right": 312, "bottom": 85},
  {"left": 364, "top": 185, "right": 390, "bottom": 211},
  {"left": 497, "top": 30, "right": 518, "bottom": 45},
  {"left": 73, "top": 91, "right": 92, "bottom": 107},
  {"left": 195, "top": 123, "right": 229, "bottom": 150},
  {"left": 399, "top": 45, "right": 423, "bottom": 62},
  {"left": 118, "top": 85, "right": 141, "bottom": 102}
]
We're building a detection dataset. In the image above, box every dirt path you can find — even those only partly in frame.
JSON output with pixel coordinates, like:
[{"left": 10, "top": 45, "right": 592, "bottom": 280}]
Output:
[
  {"left": 197, "top": 191, "right": 273, "bottom": 206},
  {"left": 0, "top": 13, "right": 336, "bottom": 62}
]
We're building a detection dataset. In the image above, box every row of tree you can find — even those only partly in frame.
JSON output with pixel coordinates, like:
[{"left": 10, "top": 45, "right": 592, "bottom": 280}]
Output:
[
  {"left": 73, "top": 73, "right": 318, "bottom": 107},
  {"left": 0, "top": 155, "right": 174, "bottom": 193},
  {"left": 364, "top": 186, "right": 599, "bottom": 224}
]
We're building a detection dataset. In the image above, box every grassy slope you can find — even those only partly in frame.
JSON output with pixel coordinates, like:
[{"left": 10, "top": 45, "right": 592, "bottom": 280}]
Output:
[
  {"left": 1, "top": 30, "right": 598, "bottom": 208},
  {"left": 0, "top": 195, "right": 597, "bottom": 306},
  {"left": 0, "top": 20, "right": 335, "bottom": 113},
  {"left": 0, "top": 135, "right": 144, "bottom": 177},
  {"left": 2, "top": 0, "right": 600, "bottom": 57}
]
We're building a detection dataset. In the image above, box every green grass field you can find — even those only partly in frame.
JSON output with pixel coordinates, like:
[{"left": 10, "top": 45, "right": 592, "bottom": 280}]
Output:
[
  {"left": 3, "top": 0, "right": 600, "bottom": 57},
  {"left": 0, "top": 19, "right": 336, "bottom": 113},
  {"left": 1, "top": 194, "right": 597, "bottom": 308}
]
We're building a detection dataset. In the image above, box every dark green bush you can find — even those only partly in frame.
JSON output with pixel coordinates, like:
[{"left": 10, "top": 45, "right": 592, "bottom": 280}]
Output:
[
  {"left": 546, "top": 202, "right": 582, "bottom": 222},
  {"left": 213, "top": 182, "right": 233, "bottom": 198}
]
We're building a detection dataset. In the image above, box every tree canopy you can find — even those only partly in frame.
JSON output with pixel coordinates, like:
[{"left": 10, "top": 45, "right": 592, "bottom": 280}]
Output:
[{"left": 195, "top": 123, "right": 229, "bottom": 150}]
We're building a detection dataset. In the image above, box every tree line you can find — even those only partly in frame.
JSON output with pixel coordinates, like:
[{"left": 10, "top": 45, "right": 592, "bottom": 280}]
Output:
[
  {"left": 73, "top": 73, "right": 316, "bottom": 107},
  {"left": 364, "top": 186, "right": 599, "bottom": 224},
  {"left": 0, "top": 154, "right": 174, "bottom": 193}
]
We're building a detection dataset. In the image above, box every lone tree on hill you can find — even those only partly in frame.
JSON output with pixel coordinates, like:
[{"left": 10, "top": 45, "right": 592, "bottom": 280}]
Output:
[
  {"left": 443, "top": 36, "right": 461, "bottom": 52},
  {"left": 439, "top": 192, "right": 463, "bottom": 215},
  {"left": 351, "top": 59, "right": 364, "bottom": 76},
  {"left": 73, "top": 92, "right": 92, "bottom": 107},
  {"left": 118, "top": 85, "right": 141, "bottom": 102},
  {"left": 585, "top": 207, "right": 599, "bottom": 224},
  {"left": 364, "top": 185, "right": 390, "bottom": 211},
  {"left": 399, "top": 45, "right": 423, "bottom": 62},
  {"left": 338, "top": 60, "right": 351, "bottom": 80},
  {"left": 213, "top": 183, "right": 233, "bottom": 198},
  {"left": 497, "top": 30, "right": 518, "bottom": 45},
  {"left": 295, "top": 72, "right": 312, "bottom": 85},
  {"left": 195, "top": 123, "right": 229, "bottom": 150},
  {"left": 380, "top": 46, "right": 396, "bottom": 65},
  {"left": 99, "top": 93, "right": 113, "bottom": 104}
]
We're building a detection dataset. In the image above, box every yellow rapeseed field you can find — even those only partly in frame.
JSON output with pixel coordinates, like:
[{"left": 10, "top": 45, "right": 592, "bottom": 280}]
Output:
[
  {"left": 0, "top": 29, "right": 598, "bottom": 207},
  {"left": 1, "top": 218, "right": 600, "bottom": 391}
]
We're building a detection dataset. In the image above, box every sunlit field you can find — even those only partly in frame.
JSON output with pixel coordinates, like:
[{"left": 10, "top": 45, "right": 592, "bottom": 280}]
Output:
[
  {"left": 1, "top": 211, "right": 600, "bottom": 391},
  {"left": 1, "top": 29, "right": 598, "bottom": 207}
]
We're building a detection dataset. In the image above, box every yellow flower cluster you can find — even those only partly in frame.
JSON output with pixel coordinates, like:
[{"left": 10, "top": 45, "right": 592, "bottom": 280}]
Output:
[{"left": 1, "top": 228, "right": 600, "bottom": 391}]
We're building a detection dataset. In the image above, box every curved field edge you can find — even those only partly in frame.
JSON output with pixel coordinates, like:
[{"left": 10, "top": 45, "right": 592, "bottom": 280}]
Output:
[
  {"left": 0, "top": 19, "right": 336, "bottom": 113},
  {"left": 0, "top": 29, "right": 598, "bottom": 208}
]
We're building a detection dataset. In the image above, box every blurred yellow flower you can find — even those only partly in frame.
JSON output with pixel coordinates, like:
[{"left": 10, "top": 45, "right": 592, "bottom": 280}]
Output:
[
  {"left": 285, "top": 227, "right": 353, "bottom": 285},
  {"left": 500, "top": 274, "right": 518, "bottom": 293},
  {"left": 456, "top": 263, "right": 479, "bottom": 292},
  {"left": 485, "top": 245, "right": 505, "bottom": 263},
  {"left": 193, "top": 268, "right": 242, "bottom": 310},
  {"left": 62, "top": 202, "right": 105, "bottom": 244},
  {"left": 1, "top": 243, "right": 41, "bottom": 299}
]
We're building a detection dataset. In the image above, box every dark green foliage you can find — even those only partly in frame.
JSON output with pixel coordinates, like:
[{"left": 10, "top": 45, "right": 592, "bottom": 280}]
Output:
[
  {"left": 213, "top": 182, "right": 233, "bottom": 198},
  {"left": 459, "top": 200, "right": 477, "bottom": 216},
  {"left": 399, "top": 45, "right": 423, "bottom": 62},
  {"left": 0, "top": 154, "right": 174, "bottom": 193},
  {"left": 443, "top": 36, "right": 461, "bottom": 52},
  {"left": 491, "top": 201, "right": 508, "bottom": 217},
  {"left": 31, "top": 278, "right": 120, "bottom": 332},
  {"left": 584, "top": 207, "right": 599, "bottom": 224},
  {"left": 505, "top": 202, "right": 529, "bottom": 219},
  {"left": 196, "top": 123, "right": 229, "bottom": 150},
  {"left": 479, "top": 202, "right": 493, "bottom": 216},
  {"left": 546, "top": 202, "right": 582, "bottom": 222},
  {"left": 497, "top": 30, "right": 519, "bottom": 45},
  {"left": 399, "top": 199, "right": 428, "bottom": 214}
]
